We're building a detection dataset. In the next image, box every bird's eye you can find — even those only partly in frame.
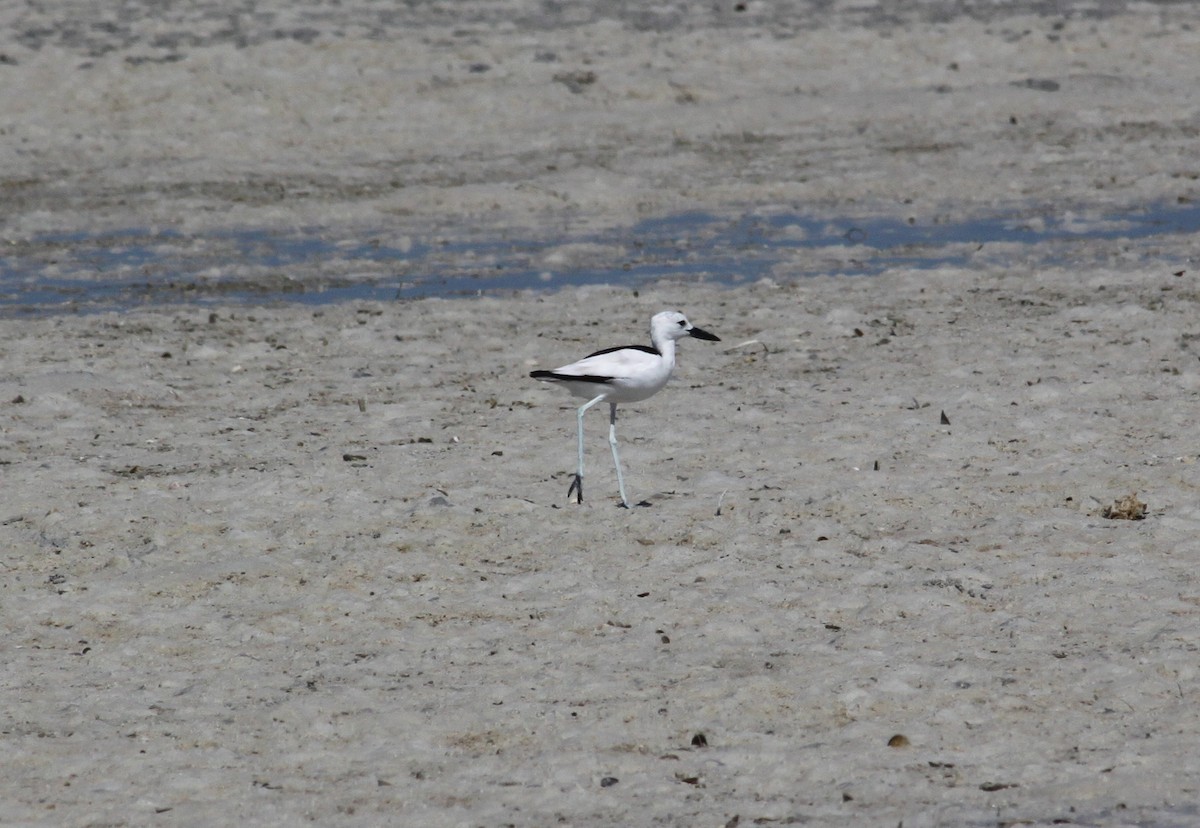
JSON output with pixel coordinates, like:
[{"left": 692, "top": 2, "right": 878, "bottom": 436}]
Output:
[{"left": 677, "top": 320, "right": 686, "bottom": 327}]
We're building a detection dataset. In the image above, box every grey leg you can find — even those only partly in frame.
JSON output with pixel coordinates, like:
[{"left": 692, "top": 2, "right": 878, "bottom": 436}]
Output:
[
  {"left": 568, "top": 395, "right": 606, "bottom": 504},
  {"left": 608, "top": 403, "right": 630, "bottom": 508}
]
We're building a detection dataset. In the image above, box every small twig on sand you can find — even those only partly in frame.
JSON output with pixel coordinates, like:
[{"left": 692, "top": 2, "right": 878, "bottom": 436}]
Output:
[{"left": 723, "top": 339, "right": 769, "bottom": 358}]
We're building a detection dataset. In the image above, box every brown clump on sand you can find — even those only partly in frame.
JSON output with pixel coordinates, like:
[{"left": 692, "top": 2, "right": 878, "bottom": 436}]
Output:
[{"left": 1102, "top": 493, "right": 1148, "bottom": 521}]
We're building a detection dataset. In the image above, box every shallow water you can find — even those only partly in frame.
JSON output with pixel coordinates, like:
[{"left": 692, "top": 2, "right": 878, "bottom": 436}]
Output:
[{"left": 2, "top": 201, "right": 1198, "bottom": 315}]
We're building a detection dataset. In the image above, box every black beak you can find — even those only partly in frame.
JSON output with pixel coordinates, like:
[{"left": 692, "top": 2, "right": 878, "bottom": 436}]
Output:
[{"left": 689, "top": 326, "right": 720, "bottom": 342}]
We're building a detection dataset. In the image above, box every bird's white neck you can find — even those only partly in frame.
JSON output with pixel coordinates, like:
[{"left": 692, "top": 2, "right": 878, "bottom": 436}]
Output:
[{"left": 653, "top": 335, "right": 677, "bottom": 368}]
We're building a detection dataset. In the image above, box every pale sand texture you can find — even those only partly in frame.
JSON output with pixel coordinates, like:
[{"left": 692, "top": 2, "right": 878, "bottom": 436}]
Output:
[
  {"left": 3, "top": 2, "right": 1200, "bottom": 239},
  {"left": 3, "top": 2, "right": 1200, "bottom": 826}
]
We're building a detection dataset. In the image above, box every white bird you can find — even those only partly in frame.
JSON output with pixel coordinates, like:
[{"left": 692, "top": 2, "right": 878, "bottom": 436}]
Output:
[{"left": 530, "top": 310, "right": 721, "bottom": 507}]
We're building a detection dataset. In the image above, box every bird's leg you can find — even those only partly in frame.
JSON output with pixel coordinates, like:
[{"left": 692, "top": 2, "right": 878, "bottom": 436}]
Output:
[
  {"left": 608, "top": 403, "right": 630, "bottom": 508},
  {"left": 570, "top": 395, "right": 606, "bottom": 504}
]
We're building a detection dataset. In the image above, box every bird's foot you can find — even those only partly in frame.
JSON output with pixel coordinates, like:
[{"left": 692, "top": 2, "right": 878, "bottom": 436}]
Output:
[{"left": 567, "top": 474, "right": 583, "bottom": 504}]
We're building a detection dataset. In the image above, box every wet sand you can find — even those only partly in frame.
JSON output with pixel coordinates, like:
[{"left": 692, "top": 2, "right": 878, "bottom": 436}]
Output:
[{"left": 3, "top": 2, "right": 1200, "bottom": 825}]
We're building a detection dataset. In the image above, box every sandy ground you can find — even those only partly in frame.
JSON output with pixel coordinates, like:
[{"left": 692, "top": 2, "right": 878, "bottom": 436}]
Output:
[{"left": 4, "top": 2, "right": 1200, "bottom": 826}]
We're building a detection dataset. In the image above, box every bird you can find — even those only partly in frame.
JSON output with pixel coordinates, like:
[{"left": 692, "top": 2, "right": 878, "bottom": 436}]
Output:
[{"left": 530, "top": 310, "right": 721, "bottom": 507}]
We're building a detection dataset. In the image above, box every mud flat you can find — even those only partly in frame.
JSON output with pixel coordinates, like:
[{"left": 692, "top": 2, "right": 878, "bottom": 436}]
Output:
[{"left": 3, "top": 2, "right": 1200, "bottom": 825}]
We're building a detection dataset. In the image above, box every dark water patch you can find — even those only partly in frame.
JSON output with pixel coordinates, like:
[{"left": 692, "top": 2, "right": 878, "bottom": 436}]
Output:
[{"left": 2, "top": 202, "right": 1199, "bottom": 316}]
